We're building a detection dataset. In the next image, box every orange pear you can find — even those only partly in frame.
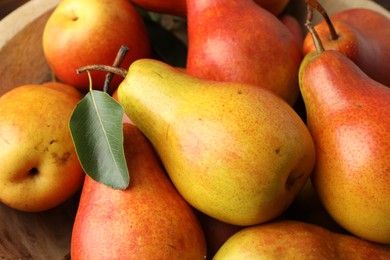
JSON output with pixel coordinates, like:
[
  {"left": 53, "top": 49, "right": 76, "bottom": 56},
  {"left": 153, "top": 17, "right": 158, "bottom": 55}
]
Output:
[{"left": 299, "top": 21, "right": 390, "bottom": 243}]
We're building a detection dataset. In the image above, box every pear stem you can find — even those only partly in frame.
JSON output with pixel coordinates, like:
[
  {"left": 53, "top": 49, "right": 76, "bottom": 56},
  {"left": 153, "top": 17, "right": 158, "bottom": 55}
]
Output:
[
  {"left": 77, "top": 65, "right": 128, "bottom": 79},
  {"left": 304, "top": 0, "right": 338, "bottom": 41},
  {"left": 305, "top": 5, "right": 325, "bottom": 53},
  {"left": 103, "top": 45, "right": 129, "bottom": 93}
]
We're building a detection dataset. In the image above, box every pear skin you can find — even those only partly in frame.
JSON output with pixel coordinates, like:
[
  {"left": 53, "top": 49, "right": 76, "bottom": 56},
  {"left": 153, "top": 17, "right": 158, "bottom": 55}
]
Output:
[
  {"left": 117, "top": 58, "right": 315, "bottom": 226},
  {"left": 186, "top": 0, "right": 302, "bottom": 105},
  {"left": 299, "top": 50, "right": 390, "bottom": 244},
  {"left": 71, "top": 123, "right": 206, "bottom": 259},
  {"left": 213, "top": 220, "right": 390, "bottom": 259}
]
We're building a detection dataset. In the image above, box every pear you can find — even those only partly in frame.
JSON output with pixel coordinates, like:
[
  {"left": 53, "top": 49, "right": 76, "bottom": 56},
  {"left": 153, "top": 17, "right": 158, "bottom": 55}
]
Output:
[
  {"left": 0, "top": 83, "right": 84, "bottom": 212},
  {"left": 299, "top": 21, "right": 390, "bottom": 244},
  {"left": 116, "top": 58, "right": 315, "bottom": 226},
  {"left": 71, "top": 123, "right": 206, "bottom": 259},
  {"left": 185, "top": 0, "right": 302, "bottom": 105},
  {"left": 213, "top": 220, "right": 390, "bottom": 259}
]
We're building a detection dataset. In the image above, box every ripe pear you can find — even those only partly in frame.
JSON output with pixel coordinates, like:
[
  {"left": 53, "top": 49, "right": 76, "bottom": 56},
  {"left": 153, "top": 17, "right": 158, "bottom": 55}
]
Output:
[
  {"left": 299, "top": 45, "right": 390, "bottom": 243},
  {"left": 186, "top": 0, "right": 302, "bottom": 105},
  {"left": 117, "top": 58, "right": 315, "bottom": 226},
  {"left": 43, "top": 0, "right": 152, "bottom": 93},
  {"left": 213, "top": 220, "right": 390, "bottom": 259},
  {"left": 0, "top": 83, "right": 84, "bottom": 212},
  {"left": 303, "top": 7, "right": 390, "bottom": 87},
  {"left": 71, "top": 123, "right": 206, "bottom": 259}
]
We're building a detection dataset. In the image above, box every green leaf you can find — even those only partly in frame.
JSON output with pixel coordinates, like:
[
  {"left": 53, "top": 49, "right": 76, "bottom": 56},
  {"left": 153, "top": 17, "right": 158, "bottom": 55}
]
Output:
[{"left": 69, "top": 90, "right": 129, "bottom": 190}]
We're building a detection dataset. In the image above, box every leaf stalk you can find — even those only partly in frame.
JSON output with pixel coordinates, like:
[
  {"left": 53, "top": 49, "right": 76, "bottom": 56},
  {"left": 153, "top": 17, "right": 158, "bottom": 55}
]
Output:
[{"left": 77, "top": 65, "right": 128, "bottom": 78}]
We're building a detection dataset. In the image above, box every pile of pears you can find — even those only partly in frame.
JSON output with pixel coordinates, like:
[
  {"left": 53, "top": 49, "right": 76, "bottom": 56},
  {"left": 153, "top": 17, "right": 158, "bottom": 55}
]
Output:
[
  {"left": 2, "top": 0, "right": 390, "bottom": 258},
  {"left": 70, "top": 0, "right": 390, "bottom": 258},
  {"left": 71, "top": 0, "right": 390, "bottom": 257}
]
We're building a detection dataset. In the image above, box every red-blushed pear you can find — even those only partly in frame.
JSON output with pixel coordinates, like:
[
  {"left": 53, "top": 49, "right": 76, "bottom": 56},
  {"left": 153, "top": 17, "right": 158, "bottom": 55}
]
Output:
[
  {"left": 43, "top": 0, "right": 152, "bottom": 93},
  {"left": 186, "top": 0, "right": 302, "bottom": 105},
  {"left": 299, "top": 19, "right": 390, "bottom": 244},
  {"left": 0, "top": 82, "right": 85, "bottom": 212},
  {"left": 71, "top": 123, "right": 207, "bottom": 259},
  {"left": 213, "top": 220, "right": 390, "bottom": 259},
  {"left": 303, "top": 3, "right": 390, "bottom": 87}
]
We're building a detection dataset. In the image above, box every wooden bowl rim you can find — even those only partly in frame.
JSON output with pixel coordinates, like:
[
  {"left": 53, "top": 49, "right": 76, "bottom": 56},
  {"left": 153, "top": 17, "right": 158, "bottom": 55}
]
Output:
[{"left": 0, "top": 0, "right": 60, "bottom": 49}]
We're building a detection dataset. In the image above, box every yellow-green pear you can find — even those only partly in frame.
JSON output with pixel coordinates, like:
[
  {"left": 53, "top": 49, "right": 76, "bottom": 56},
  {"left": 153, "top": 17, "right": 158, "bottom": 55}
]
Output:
[{"left": 117, "top": 58, "right": 315, "bottom": 226}]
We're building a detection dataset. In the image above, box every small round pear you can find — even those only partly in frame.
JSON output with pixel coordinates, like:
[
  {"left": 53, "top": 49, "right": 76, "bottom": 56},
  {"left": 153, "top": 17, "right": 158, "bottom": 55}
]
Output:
[{"left": 0, "top": 83, "right": 85, "bottom": 212}]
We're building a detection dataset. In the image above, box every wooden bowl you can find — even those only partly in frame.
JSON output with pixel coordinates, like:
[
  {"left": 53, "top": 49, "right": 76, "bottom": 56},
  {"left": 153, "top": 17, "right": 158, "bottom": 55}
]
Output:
[{"left": 0, "top": 0, "right": 389, "bottom": 258}]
